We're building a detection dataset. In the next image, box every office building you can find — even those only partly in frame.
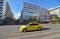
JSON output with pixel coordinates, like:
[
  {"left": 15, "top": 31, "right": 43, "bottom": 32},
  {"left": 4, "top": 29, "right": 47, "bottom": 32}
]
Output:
[
  {"left": 0, "top": 0, "right": 14, "bottom": 24},
  {"left": 5, "top": 2, "right": 14, "bottom": 19},
  {"left": 20, "top": 3, "right": 50, "bottom": 23}
]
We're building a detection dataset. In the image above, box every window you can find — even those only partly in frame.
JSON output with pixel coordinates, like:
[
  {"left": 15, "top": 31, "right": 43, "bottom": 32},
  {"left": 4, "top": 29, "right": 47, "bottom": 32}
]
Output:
[
  {"left": 0, "top": 10, "right": 2, "bottom": 11},
  {"left": 29, "top": 23, "right": 38, "bottom": 26},
  {"left": 0, "top": 0, "right": 4, "bottom": 1},
  {"left": 0, "top": 13, "right": 2, "bottom": 14},
  {"left": 0, "top": 7, "right": 3, "bottom": 9},
  {"left": 0, "top": 2, "right": 3, "bottom": 3},
  {"left": 0, "top": 16, "right": 1, "bottom": 17},
  {"left": 0, "top": 3, "right": 3, "bottom": 6},
  {"left": 29, "top": 11, "right": 33, "bottom": 13},
  {"left": 24, "top": 7, "right": 28, "bottom": 8}
]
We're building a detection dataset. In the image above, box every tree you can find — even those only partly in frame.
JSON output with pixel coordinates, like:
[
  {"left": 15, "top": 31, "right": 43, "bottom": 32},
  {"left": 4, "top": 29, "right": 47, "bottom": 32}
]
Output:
[
  {"left": 29, "top": 16, "right": 36, "bottom": 22},
  {"left": 50, "top": 14, "right": 60, "bottom": 23},
  {"left": 50, "top": 14, "right": 58, "bottom": 19}
]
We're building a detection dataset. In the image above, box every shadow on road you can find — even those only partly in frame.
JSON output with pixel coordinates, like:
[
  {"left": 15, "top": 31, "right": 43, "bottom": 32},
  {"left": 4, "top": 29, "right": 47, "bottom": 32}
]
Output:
[
  {"left": 42, "top": 28, "right": 51, "bottom": 30},
  {"left": 25, "top": 28, "right": 51, "bottom": 32}
]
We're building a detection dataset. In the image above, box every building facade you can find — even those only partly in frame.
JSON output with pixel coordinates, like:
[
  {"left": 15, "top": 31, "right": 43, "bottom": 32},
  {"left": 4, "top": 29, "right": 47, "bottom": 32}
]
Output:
[
  {"left": 20, "top": 3, "right": 50, "bottom": 23},
  {"left": 48, "top": 6, "right": 60, "bottom": 17},
  {"left": 5, "top": 2, "right": 14, "bottom": 19},
  {"left": 0, "top": 0, "right": 14, "bottom": 25},
  {"left": 0, "top": 0, "right": 6, "bottom": 24}
]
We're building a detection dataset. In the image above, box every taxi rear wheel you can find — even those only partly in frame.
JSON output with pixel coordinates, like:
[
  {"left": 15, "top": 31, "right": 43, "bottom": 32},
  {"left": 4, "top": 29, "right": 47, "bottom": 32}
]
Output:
[
  {"left": 23, "top": 29, "right": 27, "bottom": 32},
  {"left": 38, "top": 27, "right": 41, "bottom": 31}
]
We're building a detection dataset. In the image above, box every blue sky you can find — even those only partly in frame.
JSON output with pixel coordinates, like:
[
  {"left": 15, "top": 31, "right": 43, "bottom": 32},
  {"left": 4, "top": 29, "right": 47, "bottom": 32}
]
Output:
[{"left": 7, "top": 0, "right": 60, "bottom": 19}]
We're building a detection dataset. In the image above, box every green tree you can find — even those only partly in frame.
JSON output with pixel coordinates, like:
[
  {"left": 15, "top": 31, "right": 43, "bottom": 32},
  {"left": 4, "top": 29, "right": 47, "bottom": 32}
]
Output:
[
  {"left": 50, "top": 14, "right": 58, "bottom": 19},
  {"left": 29, "top": 16, "right": 36, "bottom": 22}
]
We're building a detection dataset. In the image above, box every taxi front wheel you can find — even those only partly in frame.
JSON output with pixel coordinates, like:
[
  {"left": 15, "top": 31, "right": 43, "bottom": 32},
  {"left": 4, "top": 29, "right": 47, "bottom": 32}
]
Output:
[{"left": 23, "top": 29, "right": 27, "bottom": 32}]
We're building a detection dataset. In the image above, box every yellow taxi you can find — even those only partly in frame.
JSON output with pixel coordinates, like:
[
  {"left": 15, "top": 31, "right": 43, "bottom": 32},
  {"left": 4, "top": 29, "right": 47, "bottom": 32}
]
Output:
[{"left": 19, "top": 22, "right": 43, "bottom": 32}]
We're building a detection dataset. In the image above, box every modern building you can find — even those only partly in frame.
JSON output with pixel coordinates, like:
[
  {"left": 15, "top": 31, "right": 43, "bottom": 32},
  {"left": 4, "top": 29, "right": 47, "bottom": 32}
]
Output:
[
  {"left": 48, "top": 6, "right": 60, "bottom": 17},
  {"left": 20, "top": 3, "right": 50, "bottom": 23},
  {"left": 0, "top": 0, "right": 14, "bottom": 25},
  {"left": 5, "top": 2, "right": 14, "bottom": 19}
]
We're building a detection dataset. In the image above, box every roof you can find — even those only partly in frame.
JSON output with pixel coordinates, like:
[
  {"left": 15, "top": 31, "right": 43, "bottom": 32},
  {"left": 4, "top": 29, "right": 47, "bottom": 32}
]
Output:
[{"left": 48, "top": 6, "right": 60, "bottom": 10}]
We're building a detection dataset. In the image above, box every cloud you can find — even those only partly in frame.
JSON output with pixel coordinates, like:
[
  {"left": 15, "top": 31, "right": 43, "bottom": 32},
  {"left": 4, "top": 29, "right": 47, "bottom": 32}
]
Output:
[{"left": 14, "top": 13, "right": 21, "bottom": 19}]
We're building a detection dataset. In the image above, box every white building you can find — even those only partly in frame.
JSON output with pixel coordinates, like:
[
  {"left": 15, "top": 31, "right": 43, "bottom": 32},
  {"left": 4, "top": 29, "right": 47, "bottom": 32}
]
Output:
[
  {"left": 20, "top": 3, "right": 50, "bottom": 23},
  {"left": 0, "top": 0, "right": 14, "bottom": 24},
  {"left": 48, "top": 6, "right": 60, "bottom": 17}
]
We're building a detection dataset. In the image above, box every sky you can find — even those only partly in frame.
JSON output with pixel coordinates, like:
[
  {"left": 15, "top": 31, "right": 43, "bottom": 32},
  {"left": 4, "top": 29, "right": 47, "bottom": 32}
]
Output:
[{"left": 7, "top": 0, "right": 60, "bottom": 19}]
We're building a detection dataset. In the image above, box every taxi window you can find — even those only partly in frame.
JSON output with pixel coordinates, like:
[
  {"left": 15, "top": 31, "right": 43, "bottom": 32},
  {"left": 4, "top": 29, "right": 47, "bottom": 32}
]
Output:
[{"left": 29, "top": 23, "right": 38, "bottom": 26}]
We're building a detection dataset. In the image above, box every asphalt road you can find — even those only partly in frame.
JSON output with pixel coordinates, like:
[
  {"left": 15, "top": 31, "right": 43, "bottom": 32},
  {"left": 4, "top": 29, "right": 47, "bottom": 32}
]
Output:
[{"left": 0, "top": 24, "right": 60, "bottom": 39}]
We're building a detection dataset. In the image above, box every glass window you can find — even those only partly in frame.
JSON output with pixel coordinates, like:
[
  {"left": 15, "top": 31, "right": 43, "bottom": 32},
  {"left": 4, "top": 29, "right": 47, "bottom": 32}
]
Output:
[
  {"left": 0, "top": 16, "right": 1, "bottom": 17},
  {"left": 0, "top": 0, "right": 4, "bottom": 1},
  {"left": 0, "top": 7, "right": 3, "bottom": 9},
  {"left": 0, "top": 2, "right": 3, "bottom": 3},
  {"left": 29, "top": 11, "right": 33, "bottom": 13},
  {"left": 0, "top": 13, "right": 2, "bottom": 14},
  {"left": 0, "top": 3, "right": 3, "bottom": 6},
  {"left": 0, "top": 10, "right": 2, "bottom": 11},
  {"left": 29, "top": 23, "right": 38, "bottom": 26}
]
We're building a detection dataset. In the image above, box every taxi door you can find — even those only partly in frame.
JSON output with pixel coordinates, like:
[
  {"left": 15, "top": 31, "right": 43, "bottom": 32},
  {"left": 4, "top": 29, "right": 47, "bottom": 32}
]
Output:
[
  {"left": 32, "top": 23, "right": 38, "bottom": 30},
  {"left": 27, "top": 24, "right": 38, "bottom": 30},
  {"left": 27, "top": 24, "right": 34, "bottom": 30}
]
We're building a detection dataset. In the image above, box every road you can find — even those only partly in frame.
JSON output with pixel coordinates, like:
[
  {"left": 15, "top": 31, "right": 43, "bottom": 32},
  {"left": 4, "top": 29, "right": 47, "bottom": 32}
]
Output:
[{"left": 0, "top": 24, "right": 60, "bottom": 39}]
